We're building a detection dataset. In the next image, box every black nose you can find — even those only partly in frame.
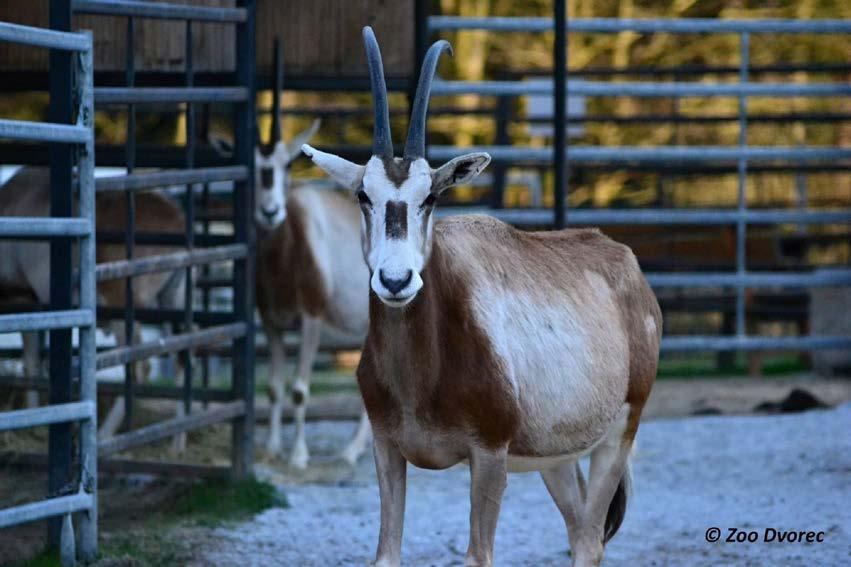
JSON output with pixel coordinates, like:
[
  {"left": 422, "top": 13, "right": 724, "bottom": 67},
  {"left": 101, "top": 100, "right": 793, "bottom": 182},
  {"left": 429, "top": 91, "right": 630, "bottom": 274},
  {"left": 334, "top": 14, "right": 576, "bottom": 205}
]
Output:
[
  {"left": 379, "top": 270, "right": 413, "bottom": 295},
  {"left": 261, "top": 206, "right": 279, "bottom": 222}
]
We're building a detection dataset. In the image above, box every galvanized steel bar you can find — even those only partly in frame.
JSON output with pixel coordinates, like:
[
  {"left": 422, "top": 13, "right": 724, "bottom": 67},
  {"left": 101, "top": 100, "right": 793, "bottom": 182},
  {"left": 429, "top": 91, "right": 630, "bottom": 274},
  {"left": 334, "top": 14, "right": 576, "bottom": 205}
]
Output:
[
  {"left": 95, "top": 322, "right": 246, "bottom": 370},
  {"left": 430, "top": 79, "right": 851, "bottom": 97},
  {"left": 553, "top": 0, "right": 567, "bottom": 229},
  {"left": 231, "top": 0, "right": 257, "bottom": 479},
  {"left": 0, "top": 21, "right": 91, "bottom": 51},
  {"left": 427, "top": 145, "right": 851, "bottom": 163},
  {"left": 735, "top": 33, "right": 749, "bottom": 338},
  {"left": 428, "top": 16, "right": 851, "bottom": 34},
  {"left": 123, "top": 14, "right": 138, "bottom": 432},
  {"left": 661, "top": 335, "right": 851, "bottom": 352},
  {"left": 0, "top": 118, "right": 89, "bottom": 144},
  {"left": 646, "top": 270, "right": 851, "bottom": 288},
  {"left": 94, "top": 166, "right": 247, "bottom": 193},
  {"left": 75, "top": 35, "right": 98, "bottom": 561},
  {"left": 0, "top": 310, "right": 94, "bottom": 334},
  {"left": 435, "top": 207, "right": 851, "bottom": 226},
  {"left": 95, "top": 244, "right": 246, "bottom": 281},
  {"left": 0, "top": 493, "right": 93, "bottom": 529},
  {"left": 73, "top": 0, "right": 248, "bottom": 22},
  {"left": 0, "top": 217, "right": 91, "bottom": 238},
  {"left": 0, "top": 402, "right": 95, "bottom": 432},
  {"left": 183, "top": 19, "right": 196, "bottom": 421},
  {"left": 99, "top": 400, "right": 246, "bottom": 458},
  {"left": 95, "top": 87, "right": 248, "bottom": 104}
]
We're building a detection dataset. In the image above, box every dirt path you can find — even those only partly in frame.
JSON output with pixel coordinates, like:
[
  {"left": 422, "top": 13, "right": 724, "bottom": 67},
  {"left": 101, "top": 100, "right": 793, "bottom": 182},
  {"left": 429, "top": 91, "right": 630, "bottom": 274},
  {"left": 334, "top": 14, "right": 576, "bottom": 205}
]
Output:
[{"left": 195, "top": 403, "right": 851, "bottom": 567}]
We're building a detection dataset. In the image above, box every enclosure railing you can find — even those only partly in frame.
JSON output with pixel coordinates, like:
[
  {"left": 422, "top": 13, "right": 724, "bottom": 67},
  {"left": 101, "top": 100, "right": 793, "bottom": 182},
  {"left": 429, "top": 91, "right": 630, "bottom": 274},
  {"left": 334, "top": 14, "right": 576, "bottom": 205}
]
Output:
[
  {"left": 0, "top": 22, "right": 97, "bottom": 565},
  {"left": 67, "top": 0, "right": 257, "bottom": 477},
  {"left": 426, "top": 15, "right": 851, "bottom": 354}
]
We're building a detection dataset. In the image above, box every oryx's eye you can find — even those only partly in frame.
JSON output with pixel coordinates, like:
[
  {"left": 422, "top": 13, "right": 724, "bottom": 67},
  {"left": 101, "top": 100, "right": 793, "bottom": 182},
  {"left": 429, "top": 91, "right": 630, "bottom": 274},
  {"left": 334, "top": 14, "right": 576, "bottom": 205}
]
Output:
[
  {"left": 420, "top": 193, "right": 437, "bottom": 210},
  {"left": 356, "top": 190, "right": 372, "bottom": 208}
]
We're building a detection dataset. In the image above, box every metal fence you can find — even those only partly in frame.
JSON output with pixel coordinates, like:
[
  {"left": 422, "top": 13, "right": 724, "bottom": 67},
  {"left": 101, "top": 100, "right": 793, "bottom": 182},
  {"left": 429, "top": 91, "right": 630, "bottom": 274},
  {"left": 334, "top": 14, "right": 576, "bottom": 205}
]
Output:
[
  {"left": 67, "top": 0, "right": 257, "bottom": 475},
  {"left": 0, "top": 21, "right": 97, "bottom": 565},
  {"left": 425, "top": 14, "right": 851, "bottom": 354}
]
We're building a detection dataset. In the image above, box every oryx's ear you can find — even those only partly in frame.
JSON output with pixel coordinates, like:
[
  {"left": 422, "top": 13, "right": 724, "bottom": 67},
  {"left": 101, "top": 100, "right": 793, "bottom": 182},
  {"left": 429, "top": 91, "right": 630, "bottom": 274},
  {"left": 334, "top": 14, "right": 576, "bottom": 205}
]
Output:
[
  {"left": 287, "top": 119, "right": 321, "bottom": 157},
  {"left": 302, "top": 144, "right": 364, "bottom": 190},
  {"left": 431, "top": 152, "right": 491, "bottom": 194},
  {"left": 209, "top": 135, "right": 235, "bottom": 159}
]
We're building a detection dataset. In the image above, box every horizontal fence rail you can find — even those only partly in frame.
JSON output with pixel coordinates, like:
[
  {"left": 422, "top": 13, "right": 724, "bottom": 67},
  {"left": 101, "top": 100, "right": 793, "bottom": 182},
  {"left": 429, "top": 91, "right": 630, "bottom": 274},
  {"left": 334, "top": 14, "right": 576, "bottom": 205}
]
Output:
[
  {"left": 0, "top": 118, "right": 90, "bottom": 144},
  {"left": 95, "top": 166, "right": 248, "bottom": 193},
  {"left": 98, "top": 401, "right": 246, "bottom": 457},
  {"left": 95, "top": 244, "right": 246, "bottom": 281},
  {"left": 94, "top": 87, "right": 248, "bottom": 104},
  {"left": 0, "top": 402, "right": 95, "bottom": 432},
  {"left": 95, "top": 322, "right": 246, "bottom": 370},
  {"left": 0, "top": 310, "right": 95, "bottom": 334},
  {"left": 0, "top": 493, "right": 94, "bottom": 530},
  {"left": 428, "top": 145, "right": 851, "bottom": 163},
  {"left": 73, "top": 0, "right": 248, "bottom": 22},
  {"left": 0, "top": 20, "right": 91, "bottom": 50},
  {"left": 0, "top": 217, "right": 91, "bottom": 238},
  {"left": 437, "top": 207, "right": 851, "bottom": 226},
  {"left": 432, "top": 80, "right": 851, "bottom": 98},
  {"left": 428, "top": 16, "right": 851, "bottom": 34}
]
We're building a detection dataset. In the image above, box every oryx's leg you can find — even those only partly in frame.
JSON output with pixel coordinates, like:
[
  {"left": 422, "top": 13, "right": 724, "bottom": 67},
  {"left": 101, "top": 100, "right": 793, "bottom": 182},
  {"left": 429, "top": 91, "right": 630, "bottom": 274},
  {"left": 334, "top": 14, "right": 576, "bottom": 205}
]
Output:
[
  {"left": 340, "top": 410, "right": 372, "bottom": 466},
  {"left": 465, "top": 445, "right": 508, "bottom": 567},
  {"left": 289, "top": 315, "right": 320, "bottom": 469},
  {"left": 99, "top": 322, "right": 145, "bottom": 438},
  {"left": 540, "top": 461, "right": 587, "bottom": 564},
  {"left": 265, "top": 326, "right": 286, "bottom": 455},
  {"left": 567, "top": 404, "right": 635, "bottom": 567},
  {"left": 372, "top": 434, "right": 407, "bottom": 567},
  {"left": 23, "top": 331, "right": 41, "bottom": 408}
]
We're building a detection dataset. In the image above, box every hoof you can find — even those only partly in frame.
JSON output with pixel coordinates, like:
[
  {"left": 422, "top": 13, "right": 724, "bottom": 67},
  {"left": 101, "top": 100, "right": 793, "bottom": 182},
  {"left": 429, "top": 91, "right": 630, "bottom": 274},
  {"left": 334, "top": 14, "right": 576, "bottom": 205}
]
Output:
[
  {"left": 289, "top": 445, "right": 309, "bottom": 470},
  {"left": 339, "top": 445, "right": 362, "bottom": 467}
]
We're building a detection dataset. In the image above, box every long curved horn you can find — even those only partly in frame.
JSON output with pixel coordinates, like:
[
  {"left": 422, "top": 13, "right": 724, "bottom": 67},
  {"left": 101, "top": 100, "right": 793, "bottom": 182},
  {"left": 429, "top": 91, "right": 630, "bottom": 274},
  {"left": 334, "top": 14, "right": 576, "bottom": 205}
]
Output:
[
  {"left": 363, "top": 26, "right": 393, "bottom": 158},
  {"left": 404, "top": 40, "right": 452, "bottom": 161},
  {"left": 269, "top": 36, "right": 283, "bottom": 145}
]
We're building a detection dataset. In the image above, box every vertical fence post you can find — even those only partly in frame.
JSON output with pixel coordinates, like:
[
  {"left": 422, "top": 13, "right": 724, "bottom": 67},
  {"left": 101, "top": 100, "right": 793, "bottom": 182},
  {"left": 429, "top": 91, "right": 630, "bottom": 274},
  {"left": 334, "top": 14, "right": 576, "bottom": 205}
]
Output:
[
  {"left": 183, "top": 19, "right": 196, "bottom": 422},
  {"left": 47, "top": 0, "right": 74, "bottom": 548},
  {"left": 76, "top": 32, "right": 98, "bottom": 562},
  {"left": 553, "top": 0, "right": 567, "bottom": 228},
  {"left": 231, "top": 0, "right": 256, "bottom": 479},
  {"left": 123, "top": 16, "right": 137, "bottom": 430},
  {"left": 736, "top": 33, "right": 749, "bottom": 343}
]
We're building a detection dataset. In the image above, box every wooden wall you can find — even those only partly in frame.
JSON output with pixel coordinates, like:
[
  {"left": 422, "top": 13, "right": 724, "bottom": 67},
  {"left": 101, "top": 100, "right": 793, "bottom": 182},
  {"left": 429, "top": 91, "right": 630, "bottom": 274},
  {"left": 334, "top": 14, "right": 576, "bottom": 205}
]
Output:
[{"left": 0, "top": 0, "right": 413, "bottom": 76}]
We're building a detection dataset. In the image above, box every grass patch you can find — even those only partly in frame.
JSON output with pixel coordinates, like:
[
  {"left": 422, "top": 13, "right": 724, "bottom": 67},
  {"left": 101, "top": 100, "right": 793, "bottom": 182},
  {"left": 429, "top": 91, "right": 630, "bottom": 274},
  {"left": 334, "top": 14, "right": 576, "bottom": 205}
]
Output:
[
  {"left": 658, "top": 353, "right": 808, "bottom": 378},
  {"left": 17, "top": 549, "right": 59, "bottom": 567},
  {"left": 17, "top": 478, "right": 285, "bottom": 567},
  {"left": 171, "top": 477, "right": 287, "bottom": 527}
]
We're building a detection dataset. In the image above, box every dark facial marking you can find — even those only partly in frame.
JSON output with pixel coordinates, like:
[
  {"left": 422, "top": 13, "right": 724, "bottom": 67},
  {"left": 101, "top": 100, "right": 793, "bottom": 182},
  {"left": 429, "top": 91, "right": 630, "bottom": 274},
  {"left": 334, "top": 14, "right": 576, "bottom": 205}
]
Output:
[
  {"left": 260, "top": 167, "right": 274, "bottom": 189},
  {"left": 385, "top": 201, "right": 408, "bottom": 239},
  {"left": 382, "top": 157, "right": 411, "bottom": 187}
]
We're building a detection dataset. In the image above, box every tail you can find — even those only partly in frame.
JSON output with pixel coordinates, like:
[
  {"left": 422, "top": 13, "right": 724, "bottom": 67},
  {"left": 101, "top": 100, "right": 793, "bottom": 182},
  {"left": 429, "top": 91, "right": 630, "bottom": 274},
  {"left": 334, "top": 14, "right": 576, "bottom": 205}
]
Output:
[{"left": 603, "top": 460, "right": 632, "bottom": 543}]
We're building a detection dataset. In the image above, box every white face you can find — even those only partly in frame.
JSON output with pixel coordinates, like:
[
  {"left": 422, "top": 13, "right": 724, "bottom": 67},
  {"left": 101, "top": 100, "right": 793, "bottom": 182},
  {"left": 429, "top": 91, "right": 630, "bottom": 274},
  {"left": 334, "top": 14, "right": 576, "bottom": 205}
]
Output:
[
  {"left": 302, "top": 145, "right": 491, "bottom": 308},
  {"left": 254, "top": 143, "right": 290, "bottom": 230},
  {"left": 357, "top": 157, "right": 435, "bottom": 306}
]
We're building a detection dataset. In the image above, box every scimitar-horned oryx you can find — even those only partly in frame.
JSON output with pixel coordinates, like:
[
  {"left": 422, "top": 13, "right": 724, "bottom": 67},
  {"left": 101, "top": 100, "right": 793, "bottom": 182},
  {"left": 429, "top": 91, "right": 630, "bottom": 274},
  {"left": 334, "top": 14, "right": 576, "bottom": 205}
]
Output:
[
  {"left": 302, "top": 27, "right": 662, "bottom": 567},
  {"left": 0, "top": 166, "right": 189, "bottom": 452},
  {"left": 213, "top": 73, "right": 372, "bottom": 469}
]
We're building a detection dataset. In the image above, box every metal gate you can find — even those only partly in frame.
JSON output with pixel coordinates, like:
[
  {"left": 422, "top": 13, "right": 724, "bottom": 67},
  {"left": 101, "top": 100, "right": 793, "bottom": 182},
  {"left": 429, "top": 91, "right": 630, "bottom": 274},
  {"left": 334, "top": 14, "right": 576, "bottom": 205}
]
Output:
[
  {"left": 423, "top": 13, "right": 851, "bottom": 355},
  {"left": 0, "top": 21, "right": 97, "bottom": 565},
  {"left": 69, "top": 0, "right": 257, "bottom": 475}
]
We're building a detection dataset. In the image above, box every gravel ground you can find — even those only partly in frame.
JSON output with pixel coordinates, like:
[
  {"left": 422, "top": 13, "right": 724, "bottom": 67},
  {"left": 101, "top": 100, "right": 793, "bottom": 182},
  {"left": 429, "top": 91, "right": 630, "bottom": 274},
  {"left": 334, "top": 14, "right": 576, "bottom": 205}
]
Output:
[{"left": 196, "top": 404, "right": 851, "bottom": 566}]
